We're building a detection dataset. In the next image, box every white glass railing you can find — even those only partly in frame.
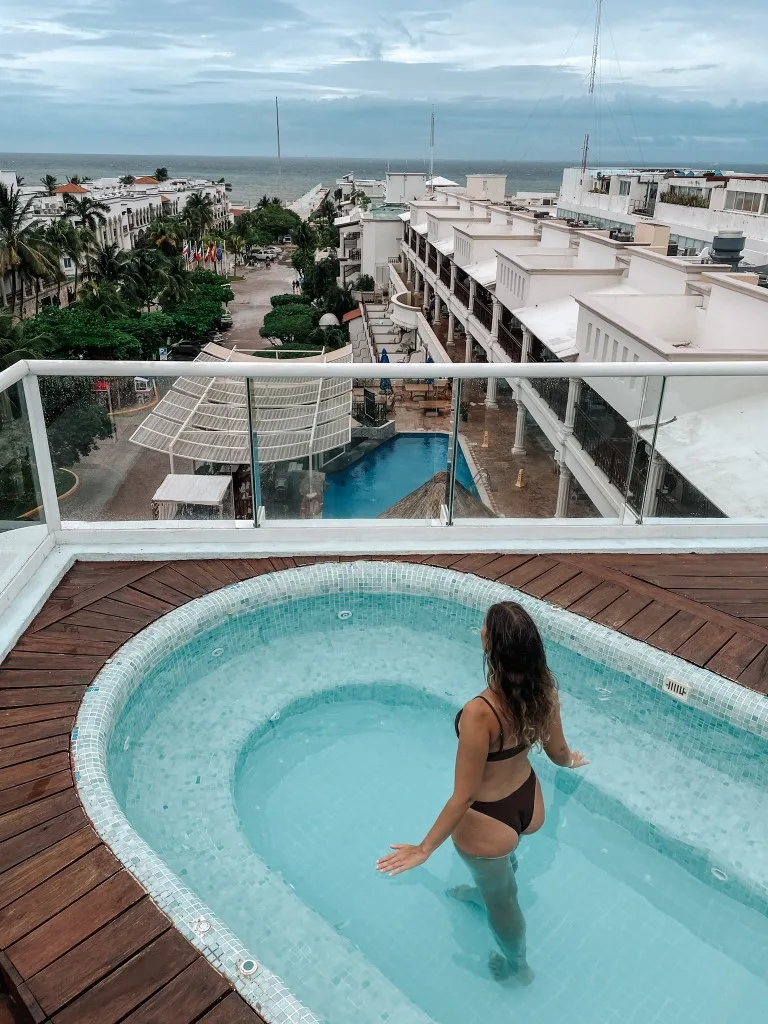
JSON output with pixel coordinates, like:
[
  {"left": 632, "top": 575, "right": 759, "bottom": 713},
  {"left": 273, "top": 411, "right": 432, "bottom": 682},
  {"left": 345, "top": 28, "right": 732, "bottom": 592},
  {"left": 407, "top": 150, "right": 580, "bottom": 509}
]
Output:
[{"left": 3, "top": 357, "right": 768, "bottom": 584}]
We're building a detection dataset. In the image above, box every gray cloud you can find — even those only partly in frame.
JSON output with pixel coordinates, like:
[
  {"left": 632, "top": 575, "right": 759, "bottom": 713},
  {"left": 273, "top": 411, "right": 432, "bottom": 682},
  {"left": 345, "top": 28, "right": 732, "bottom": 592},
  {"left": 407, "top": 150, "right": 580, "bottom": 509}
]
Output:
[{"left": 0, "top": 0, "right": 766, "bottom": 158}]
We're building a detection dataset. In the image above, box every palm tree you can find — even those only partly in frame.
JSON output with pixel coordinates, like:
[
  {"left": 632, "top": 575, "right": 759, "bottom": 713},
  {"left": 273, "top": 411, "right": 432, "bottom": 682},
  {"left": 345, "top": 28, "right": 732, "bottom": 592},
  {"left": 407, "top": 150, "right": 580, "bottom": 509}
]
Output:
[
  {"left": 61, "top": 224, "right": 91, "bottom": 302},
  {"left": 0, "top": 184, "right": 57, "bottom": 315},
  {"left": 182, "top": 192, "right": 215, "bottom": 240},
  {"left": 154, "top": 167, "right": 169, "bottom": 182},
  {"left": 44, "top": 220, "right": 75, "bottom": 305},
  {"left": 126, "top": 247, "right": 168, "bottom": 313},
  {"left": 63, "top": 195, "right": 110, "bottom": 233},
  {"left": 40, "top": 174, "right": 58, "bottom": 196},
  {"left": 226, "top": 231, "right": 245, "bottom": 275},
  {"left": 83, "top": 240, "right": 132, "bottom": 287},
  {"left": 145, "top": 215, "right": 183, "bottom": 256},
  {"left": 119, "top": 175, "right": 135, "bottom": 186},
  {"left": 68, "top": 175, "right": 83, "bottom": 185},
  {"left": 159, "top": 254, "right": 192, "bottom": 308}
]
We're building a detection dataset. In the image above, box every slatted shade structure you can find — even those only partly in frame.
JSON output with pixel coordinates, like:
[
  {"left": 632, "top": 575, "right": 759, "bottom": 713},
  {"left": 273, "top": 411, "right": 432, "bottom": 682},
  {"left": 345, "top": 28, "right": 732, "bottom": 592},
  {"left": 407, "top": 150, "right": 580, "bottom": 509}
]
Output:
[{"left": 130, "top": 343, "right": 354, "bottom": 467}]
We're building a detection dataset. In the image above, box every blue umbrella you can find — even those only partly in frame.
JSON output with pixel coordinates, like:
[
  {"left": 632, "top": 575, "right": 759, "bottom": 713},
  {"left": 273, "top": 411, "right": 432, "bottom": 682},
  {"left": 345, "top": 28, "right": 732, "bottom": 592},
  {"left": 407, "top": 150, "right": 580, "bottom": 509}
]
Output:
[{"left": 379, "top": 348, "right": 392, "bottom": 394}]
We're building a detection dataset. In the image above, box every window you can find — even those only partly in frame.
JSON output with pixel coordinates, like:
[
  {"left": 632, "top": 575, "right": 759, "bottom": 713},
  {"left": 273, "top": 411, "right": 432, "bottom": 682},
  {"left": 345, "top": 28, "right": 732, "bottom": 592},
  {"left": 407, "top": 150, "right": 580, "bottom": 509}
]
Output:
[
  {"left": 585, "top": 323, "right": 593, "bottom": 354},
  {"left": 724, "top": 190, "right": 762, "bottom": 214},
  {"left": 619, "top": 181, "right": 631, "bottom": 196},
  {"left": 611, "top": 339, "right": 618, "bottom": 360},
  {"left": 63, "top": 257, "right": 73, "bottom": 268},
  {"left": 601, "top": 335, "right": 610, "bottom": 361},
  {"left": 594, "top": 328, "right": 601, "bottom": 355},
  {"left": 630, "top": 353, "right": 639, "bottom": 390}
]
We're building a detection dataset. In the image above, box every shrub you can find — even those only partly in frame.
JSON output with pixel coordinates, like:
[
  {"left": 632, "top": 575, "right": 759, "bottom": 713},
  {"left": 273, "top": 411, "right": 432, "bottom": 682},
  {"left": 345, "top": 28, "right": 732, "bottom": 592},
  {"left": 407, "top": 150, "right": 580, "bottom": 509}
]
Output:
[{"left": 270, "top": 293, "right": 311, "bottom": 308}]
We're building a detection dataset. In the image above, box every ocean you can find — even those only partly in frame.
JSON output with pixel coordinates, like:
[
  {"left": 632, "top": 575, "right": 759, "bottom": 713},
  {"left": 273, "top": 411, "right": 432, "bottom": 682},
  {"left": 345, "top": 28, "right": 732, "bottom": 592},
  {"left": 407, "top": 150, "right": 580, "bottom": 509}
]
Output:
[{"left": 0, "top": 154, "right": 569, "bottom": 208}]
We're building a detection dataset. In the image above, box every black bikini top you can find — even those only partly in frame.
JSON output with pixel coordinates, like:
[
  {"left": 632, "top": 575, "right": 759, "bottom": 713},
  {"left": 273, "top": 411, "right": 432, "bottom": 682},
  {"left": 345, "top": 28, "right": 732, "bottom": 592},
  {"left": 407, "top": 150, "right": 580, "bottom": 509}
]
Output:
[{"left": 454, "top": 695, "right": 528, "bottom": 761}]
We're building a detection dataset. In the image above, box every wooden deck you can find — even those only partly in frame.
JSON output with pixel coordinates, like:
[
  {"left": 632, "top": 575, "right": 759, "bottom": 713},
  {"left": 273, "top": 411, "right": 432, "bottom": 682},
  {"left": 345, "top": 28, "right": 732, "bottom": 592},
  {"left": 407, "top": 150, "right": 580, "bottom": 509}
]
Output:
[{"left": 1, "top": 552, "right": 767, "bottom": 1021}]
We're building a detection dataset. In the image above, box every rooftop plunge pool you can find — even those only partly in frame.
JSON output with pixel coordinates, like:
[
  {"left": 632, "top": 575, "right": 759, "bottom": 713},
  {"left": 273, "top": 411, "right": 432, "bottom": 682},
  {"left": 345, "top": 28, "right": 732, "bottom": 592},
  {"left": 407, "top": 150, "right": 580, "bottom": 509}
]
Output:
[{"left": 75, "top": 563, "right": 768, "bottom": 1024}]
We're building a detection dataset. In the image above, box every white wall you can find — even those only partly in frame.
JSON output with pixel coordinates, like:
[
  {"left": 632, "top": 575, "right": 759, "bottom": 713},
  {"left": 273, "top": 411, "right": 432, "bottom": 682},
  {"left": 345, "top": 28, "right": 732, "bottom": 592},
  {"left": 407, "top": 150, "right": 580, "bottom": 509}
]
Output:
[
  {"left": 466, "top": 175, "right": 507, "bottom": 202},
  {"left": 362, "top": 218, "right": 404, "bottom": 284},
  {"left": 386, "top": 173, "right": 427, "bottom": 204}
]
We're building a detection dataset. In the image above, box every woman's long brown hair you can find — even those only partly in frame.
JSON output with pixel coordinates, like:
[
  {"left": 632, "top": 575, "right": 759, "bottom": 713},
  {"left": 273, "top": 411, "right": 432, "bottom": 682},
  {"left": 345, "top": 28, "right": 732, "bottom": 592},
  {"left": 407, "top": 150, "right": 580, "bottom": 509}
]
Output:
[{"left": 483, "top": 601, "right": 557, "bottom": 747}]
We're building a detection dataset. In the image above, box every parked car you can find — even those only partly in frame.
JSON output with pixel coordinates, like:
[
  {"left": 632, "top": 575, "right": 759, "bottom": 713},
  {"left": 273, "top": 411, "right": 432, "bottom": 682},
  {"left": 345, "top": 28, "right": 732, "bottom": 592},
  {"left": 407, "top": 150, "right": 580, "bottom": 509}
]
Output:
[{"left": 168, "top": 341, "right": 204, "bottom": 361}]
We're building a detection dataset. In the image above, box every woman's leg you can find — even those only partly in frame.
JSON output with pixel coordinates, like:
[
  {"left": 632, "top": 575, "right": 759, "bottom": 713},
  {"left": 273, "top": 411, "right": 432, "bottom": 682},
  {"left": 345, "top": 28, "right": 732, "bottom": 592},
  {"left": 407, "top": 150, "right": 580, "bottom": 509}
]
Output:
[{"left": 457, "top": 848, "right": 533, "bottom": 982}]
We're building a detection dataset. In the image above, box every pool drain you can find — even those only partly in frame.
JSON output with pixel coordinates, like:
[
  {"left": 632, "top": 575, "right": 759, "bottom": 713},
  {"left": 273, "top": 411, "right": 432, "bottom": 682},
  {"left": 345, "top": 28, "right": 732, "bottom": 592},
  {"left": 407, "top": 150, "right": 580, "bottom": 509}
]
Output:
[
  {"left": 337, "top": 610, "right": 352, "bottom": 621},
  {"left": 238, "top": 958, "right": 259, "bottom": 977},
  {"left": 192, "top": 916, "right": 211, "bottom": 937},
  {"left": 211, "top": 647, "right": 224, "bottom": 658},
  {"left": 711, "top": 867, "right": 728, "bottom": 882},
  {"left": 270, "top": 711, "right": 281, "bottom": 722}
]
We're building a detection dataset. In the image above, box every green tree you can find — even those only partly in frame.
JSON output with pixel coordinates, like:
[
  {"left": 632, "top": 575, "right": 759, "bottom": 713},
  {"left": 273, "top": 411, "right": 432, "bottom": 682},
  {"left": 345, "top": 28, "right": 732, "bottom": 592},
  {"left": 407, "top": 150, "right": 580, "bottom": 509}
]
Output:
[
  {"left": 353, "top": 274, "right": 375, "bottom": 292},
  {"left": 183, "top": 192, "right": 215, "bottom": 238},
  {"left": 260, "top": 303, "right": 318, "bottom": 347},
  {"left": 64, "top": 194, "right": 110, "bottom": 232},
  {"left": 119, "top": 174, "right": 136, "bottom": 186},
  {"left": 45, "top": 220, "right": 76, "bottom": 305},
  {"left": 0, "top": 184, "right": 57, "bottom": 315},
  {"left": 40, "top": 174, "right": 58, "bottom": 196},
  {"left": 270, "top": 293, "right": 311, "bottom": 307},
  {"left": 61, "top": 224, "right": 91, "bottom": 301},
  {"left": 83, "top": 241, "right": 133, "bottom": 288},
  {"left": 145, "top": 215, "right": 183, "bottom": 255},
  {"left": 119, "top": 311, "right": 178, "bottom": 358},
  {"left": 158, "top": 254, "right": 192, "bottom": 308},
  {"left": 125, "top": 247, "right": 168, "bottom": 313},
  {"left": 155, "top": 167, "right": 169, "bottom": 182},
  {"left": 39, "top": 376, "right": 113, "bottom": 469},
  {"left": 225, "top": 231, "right": 245, "bottom": 275},
  {"left": 26, "top": 306, "right": 141, "bottom": 359},
  {"left": 67, "top": 175, "right": 83, "bottom": 185}
]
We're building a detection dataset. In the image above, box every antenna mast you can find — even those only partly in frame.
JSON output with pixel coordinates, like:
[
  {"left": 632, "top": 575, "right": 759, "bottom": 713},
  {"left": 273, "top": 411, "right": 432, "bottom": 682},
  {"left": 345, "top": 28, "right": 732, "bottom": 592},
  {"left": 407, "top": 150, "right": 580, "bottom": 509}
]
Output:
[
  {"left": 581, "top": 0, "right": 603, "bottom": 177},
  {"left": 429, "top": 109, "right": 435, "bottom": 189},
  {"left": 275, "top": 96, "right": 283, "bottom": 194}
]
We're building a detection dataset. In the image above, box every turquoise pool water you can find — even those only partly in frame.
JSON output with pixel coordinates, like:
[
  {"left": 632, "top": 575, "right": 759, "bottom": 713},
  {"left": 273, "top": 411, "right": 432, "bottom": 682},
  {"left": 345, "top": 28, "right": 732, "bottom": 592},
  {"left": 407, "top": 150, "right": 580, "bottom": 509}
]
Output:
[
  {"left": 322, "top": 432, "right": 477, "bottom": 518},
  {"left": 108, "top": 591, "right": 768, "bottom": 1024}
]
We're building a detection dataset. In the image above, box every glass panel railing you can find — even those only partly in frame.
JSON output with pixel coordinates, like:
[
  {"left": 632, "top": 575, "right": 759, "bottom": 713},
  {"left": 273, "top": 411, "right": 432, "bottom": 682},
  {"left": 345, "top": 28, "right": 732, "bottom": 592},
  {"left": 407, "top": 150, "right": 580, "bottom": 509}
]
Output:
[
  {"left": 1, "top": 380, "right": 44, "bottom": 528},
  {"left": 319, "top": 361, "right": 451, "bottom": 520},
  {"left": 638, "top": 373, "right": 760, "bottom": 522},
  {"left": 47, "top": 374, "right": 252, "bottom": 522},
  {"left": 0, "top": 378, "right": 49, "bottom": 594}
]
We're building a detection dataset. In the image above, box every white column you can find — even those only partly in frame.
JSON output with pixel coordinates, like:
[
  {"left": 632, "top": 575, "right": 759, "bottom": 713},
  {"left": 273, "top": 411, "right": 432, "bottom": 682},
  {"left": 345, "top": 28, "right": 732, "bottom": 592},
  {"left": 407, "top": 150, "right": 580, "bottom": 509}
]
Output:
[
  {"left": 465, "top": 331, "right": 473, "bottom": 362},
  {"left": 423, "top": 279, "right": 431, "bottom": 313},
  {"left": 511, "top": 399, "right": 527, "bottom": 455},
  {"left": 447, "top": 311, "right": 455, "bottom": 346},
  {"left": 450, "top": 262, "right": 456, "bottom": 291},
  {"left": 641, "top": 452, "right": 666, "bottom": 518},
  {"left": 485, "top": 376, "right": 498, "bottom": 409},
  {"left": 521, "top": 327, "right": 532, "bottom": 363},
  {"left": 415, "top": 269, "right": 422, "bottom": 294},
  {"left": 555, "top": 464, "right": 572, "bottom": 518},
  {"left": 491, "top": 298, "right": 501, "bottom": 341},
  {"left": 434, "top": 295, "right": 442, "bottom": 322},
  {"left": 563, "top": 378, "right": 582, "bottom": 435},
  {"left": 468, "top": 277, "right": 476, "bottom": 313}
]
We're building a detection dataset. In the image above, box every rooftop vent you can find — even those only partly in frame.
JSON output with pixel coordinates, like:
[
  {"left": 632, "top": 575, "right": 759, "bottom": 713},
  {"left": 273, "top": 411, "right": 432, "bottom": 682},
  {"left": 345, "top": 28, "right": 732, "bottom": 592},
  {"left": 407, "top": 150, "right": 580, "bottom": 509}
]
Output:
[{"left": 710, "top": 231, "right": 745, "bottom": 271}]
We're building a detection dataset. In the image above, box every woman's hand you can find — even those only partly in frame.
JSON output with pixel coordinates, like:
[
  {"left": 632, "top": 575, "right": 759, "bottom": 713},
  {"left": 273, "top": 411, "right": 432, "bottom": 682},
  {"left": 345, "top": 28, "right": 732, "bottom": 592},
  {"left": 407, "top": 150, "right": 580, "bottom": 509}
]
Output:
[
  {"left": 569, "top": 749, "right": 589, "bottom": 768},
  {"left": 376, "top": 844, "right": 429, "bottom": 877}
]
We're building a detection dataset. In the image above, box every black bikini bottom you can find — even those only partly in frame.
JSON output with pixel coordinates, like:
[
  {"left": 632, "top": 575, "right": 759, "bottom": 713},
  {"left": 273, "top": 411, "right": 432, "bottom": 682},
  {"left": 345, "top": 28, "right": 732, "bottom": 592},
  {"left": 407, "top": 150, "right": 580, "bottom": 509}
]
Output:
[{"left": 470, "top": 769, "right": 537, "bottom": 835}]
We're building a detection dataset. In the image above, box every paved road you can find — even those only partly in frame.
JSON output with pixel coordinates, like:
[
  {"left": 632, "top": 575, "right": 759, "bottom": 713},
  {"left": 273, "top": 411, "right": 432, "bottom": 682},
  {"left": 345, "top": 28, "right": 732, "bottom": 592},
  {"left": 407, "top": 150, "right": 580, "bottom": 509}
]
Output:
[{"left": 225, "top": 257, "right": 296, "bottom": 351}]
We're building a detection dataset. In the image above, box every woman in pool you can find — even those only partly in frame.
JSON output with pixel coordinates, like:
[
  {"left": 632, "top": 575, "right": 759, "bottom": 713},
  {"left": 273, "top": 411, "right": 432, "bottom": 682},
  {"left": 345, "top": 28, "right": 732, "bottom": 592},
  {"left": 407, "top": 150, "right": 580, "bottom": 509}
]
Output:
[{"left": 377, "top": 601, "right": 587, "bottom": 982}]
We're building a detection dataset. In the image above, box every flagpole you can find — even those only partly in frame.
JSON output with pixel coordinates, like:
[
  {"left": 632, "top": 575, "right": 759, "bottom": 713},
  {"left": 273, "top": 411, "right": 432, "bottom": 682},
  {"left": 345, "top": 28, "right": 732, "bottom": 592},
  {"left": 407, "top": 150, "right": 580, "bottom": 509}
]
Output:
[{"left": 275, "top": 96, "right": 283, "bottom": 197}]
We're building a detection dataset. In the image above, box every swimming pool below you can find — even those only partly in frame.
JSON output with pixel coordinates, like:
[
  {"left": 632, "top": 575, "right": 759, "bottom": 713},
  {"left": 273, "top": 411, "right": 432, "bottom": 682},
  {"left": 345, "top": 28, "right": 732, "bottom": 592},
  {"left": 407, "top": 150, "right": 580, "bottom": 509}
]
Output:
[
  {"left": 100, "top": 578, "right": 768, "bottom": 1024},
  {"left": 322, "top": 432, "right": 477, "bottom": 518}
]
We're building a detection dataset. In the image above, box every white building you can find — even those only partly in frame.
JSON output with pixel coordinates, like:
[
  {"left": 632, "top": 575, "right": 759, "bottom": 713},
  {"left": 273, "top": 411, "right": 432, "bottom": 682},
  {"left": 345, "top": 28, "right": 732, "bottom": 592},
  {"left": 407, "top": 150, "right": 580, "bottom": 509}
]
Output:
[
  {"left": 392, "top": 171, "right": 768, "bottom": 521},
  {"left": 559, "top": 166, "right": 768, "bottom": 264}
]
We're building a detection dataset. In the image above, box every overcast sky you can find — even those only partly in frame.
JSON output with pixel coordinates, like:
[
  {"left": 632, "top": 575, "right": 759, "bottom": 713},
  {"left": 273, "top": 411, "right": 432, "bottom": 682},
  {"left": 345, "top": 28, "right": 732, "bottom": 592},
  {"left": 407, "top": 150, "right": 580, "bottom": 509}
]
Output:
[{"left": 1, "top": 0, "right": 767, "bottom": 160}]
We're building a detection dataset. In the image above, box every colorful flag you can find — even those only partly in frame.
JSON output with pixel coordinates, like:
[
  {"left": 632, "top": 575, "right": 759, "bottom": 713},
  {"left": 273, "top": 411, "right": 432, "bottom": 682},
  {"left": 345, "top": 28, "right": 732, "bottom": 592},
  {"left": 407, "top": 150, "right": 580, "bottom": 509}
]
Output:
[
  {"left": 182, "top": 239, "right": 189, "bottom": 258},
  {"left": 216, "top": 244, "right": 223, "bottom": 262},
  {"left": 195, "top": 243, "right": 202, "bottom": 262}
]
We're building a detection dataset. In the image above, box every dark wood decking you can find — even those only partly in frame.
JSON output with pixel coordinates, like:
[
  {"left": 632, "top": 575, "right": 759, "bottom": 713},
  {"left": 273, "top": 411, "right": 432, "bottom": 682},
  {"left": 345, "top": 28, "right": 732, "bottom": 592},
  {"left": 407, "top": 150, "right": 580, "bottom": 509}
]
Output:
[{"left": 1, "top": 553, "right": 767, "bottom": 1022}]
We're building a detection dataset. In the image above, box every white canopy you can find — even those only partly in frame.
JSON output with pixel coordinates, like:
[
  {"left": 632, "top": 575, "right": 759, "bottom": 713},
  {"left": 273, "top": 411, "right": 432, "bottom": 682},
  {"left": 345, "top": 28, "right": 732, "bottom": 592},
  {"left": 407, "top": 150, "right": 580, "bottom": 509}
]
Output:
[
  {"left": 427, "top": 175, "right": 459, "bottom": 187},
  {"left": 152, "top": 474, "right": 231, "bottom": 506},
  {"left": 131, "top": 342, "right": 353, "bottom": 466},
  {"left": 635, "top": 391, "right": 768, "bottom": 519},
  {"left": 435, "top": 238, "right": 455, "bottom": 255},
  {"left": 513, "top": 297, "right": 579, "bottom": 360},
  {"left": 412, "top": 222, "right": 428, "bottom": 235}
]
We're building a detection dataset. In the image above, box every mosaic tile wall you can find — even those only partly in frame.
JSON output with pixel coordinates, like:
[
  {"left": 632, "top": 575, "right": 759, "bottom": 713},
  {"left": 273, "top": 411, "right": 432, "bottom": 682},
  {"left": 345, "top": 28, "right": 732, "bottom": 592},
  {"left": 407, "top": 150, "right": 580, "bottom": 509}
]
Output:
[{"left": 72, "top": 562, "right": 768, "bottom": 1024}]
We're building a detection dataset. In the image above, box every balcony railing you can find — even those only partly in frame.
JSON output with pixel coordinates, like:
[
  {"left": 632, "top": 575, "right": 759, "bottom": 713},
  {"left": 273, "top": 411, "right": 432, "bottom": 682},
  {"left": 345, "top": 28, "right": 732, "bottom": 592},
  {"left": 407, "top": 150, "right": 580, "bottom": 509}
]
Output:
[
  {"left": 530, "top": 377, "right": 569, "bottom": 421},
  {"left": 427, "top": 250, "right": 437, "bottom": 272},
  {"left": 473, "top": 295, "right": 493, "bottom": 331},
  {"left": 655, "top": 490, "right": 724, "bottom": 519},
  {"left": 573, "top": 405, "right": 638, "bottom": 495},
  {"left": 439, "top": 265, "right": 451, "bottom": 288},
  {"left": 497, "top": 322, "right": 522, "bottom": 361},
  {"left": 418, "top": 240, "right": 426, "bottom": 261},
  {"left": 453, "top": 279, "right": 470, "bottom": 307}
]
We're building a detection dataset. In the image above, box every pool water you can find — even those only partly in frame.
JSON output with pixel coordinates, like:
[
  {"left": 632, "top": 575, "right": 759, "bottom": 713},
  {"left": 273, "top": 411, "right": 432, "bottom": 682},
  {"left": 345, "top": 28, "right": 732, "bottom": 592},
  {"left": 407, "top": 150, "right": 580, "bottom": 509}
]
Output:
[
  {"left": 108, "top": 591, "right": 768, "bottom": 1024},
  {"left": 322, "top": 432, "right": 477, "bottom": 518}
]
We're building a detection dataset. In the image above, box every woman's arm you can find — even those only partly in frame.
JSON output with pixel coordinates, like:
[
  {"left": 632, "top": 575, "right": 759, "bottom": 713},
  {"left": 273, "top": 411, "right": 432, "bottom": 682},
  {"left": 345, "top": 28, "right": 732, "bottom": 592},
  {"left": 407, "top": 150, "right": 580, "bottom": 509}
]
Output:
[
  {"left": 543, "top": 697, "right": 588, "bottom": 768},
  {"left": 376, "top": 703, "right": 490, "bottom": 877}
]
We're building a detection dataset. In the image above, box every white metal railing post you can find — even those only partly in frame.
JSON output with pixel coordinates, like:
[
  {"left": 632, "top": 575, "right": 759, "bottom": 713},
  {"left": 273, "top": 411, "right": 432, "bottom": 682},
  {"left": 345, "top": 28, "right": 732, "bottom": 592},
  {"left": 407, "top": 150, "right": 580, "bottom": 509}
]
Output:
[{"left": 21, "top": 373, "right": 62, "bottom": 533}]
